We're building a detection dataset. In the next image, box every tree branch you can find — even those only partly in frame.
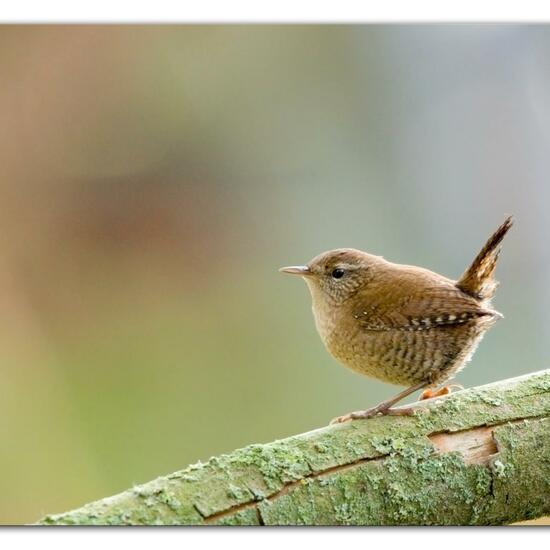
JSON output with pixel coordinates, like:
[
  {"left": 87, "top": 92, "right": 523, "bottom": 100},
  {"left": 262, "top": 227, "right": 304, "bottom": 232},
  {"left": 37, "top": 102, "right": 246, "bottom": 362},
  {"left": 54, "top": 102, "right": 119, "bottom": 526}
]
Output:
[{"left": 38, "top": 370, "right": 550, "bottom": 525}]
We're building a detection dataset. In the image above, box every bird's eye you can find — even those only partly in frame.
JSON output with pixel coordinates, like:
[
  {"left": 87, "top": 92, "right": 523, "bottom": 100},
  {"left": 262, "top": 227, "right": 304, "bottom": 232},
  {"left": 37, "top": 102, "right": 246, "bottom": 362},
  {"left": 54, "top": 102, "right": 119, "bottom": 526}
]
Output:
[{"left": 331, "top": 268, "right": 345, "bottom": 279}]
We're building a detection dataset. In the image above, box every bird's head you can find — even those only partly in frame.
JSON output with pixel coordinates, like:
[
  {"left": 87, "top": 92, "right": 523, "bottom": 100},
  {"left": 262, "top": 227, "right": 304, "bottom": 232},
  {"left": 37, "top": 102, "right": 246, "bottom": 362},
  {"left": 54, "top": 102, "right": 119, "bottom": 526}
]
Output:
[{"left": 280, "top": 248, "right": 379, "bottom": 306}]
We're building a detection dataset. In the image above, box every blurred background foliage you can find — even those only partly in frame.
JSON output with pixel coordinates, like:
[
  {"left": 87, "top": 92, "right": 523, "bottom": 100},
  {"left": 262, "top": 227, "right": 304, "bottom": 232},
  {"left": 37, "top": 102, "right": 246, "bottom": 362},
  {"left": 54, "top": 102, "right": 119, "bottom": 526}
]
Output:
[{"left": 0, "top": 25, "right": 549, "bottom": 524}]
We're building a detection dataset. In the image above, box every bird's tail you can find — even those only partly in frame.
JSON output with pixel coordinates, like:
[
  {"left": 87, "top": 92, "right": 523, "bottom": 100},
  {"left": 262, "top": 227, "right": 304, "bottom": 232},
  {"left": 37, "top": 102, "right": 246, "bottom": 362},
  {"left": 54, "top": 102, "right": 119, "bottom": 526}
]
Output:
[{"left": 456, "top": 216, "right": 513, "bottom": 301}]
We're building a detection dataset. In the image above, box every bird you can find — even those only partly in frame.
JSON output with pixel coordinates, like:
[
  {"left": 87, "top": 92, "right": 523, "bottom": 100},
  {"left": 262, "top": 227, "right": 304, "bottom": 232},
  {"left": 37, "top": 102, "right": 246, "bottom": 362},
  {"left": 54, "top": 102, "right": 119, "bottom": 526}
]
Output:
[{"left": 279, "top": 216, "right": 513, "bottom": 424}]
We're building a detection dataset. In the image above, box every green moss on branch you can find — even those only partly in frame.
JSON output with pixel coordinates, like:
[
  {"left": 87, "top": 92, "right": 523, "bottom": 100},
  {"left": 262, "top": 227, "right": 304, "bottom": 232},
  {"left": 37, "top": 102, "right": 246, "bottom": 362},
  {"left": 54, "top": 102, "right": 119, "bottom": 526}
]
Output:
[{"left": 38, "top": 370, "right": 550, "bottom": 525}]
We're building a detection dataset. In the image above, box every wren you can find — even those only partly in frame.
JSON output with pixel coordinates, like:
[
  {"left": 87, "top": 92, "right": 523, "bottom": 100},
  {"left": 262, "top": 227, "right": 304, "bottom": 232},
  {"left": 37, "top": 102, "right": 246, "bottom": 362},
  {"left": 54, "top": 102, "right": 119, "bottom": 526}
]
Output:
[{"left": 280, "top": 216, "right": 513, "bottom": 423}]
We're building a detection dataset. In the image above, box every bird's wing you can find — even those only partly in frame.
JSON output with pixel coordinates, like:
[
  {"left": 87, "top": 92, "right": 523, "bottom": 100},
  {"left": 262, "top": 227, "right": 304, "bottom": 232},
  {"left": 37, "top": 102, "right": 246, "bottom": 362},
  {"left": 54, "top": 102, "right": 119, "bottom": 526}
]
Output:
[{"left": 352, "top": 272, "right": 498, "bottom": 332}]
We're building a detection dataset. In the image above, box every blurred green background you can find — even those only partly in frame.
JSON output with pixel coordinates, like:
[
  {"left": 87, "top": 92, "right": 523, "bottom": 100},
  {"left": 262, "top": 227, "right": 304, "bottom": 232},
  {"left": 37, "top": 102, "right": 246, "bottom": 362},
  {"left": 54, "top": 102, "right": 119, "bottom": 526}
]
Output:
[{"left": 0, "top": 25, "right": 548, "bottom": 524}]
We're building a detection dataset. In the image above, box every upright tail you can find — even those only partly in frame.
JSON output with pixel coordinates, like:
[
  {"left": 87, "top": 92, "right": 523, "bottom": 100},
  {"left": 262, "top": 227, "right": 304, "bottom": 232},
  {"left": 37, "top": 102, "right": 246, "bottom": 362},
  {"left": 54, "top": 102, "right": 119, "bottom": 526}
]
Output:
[{"left": 456, "top": 216, "right": 513, "bottom": 301}]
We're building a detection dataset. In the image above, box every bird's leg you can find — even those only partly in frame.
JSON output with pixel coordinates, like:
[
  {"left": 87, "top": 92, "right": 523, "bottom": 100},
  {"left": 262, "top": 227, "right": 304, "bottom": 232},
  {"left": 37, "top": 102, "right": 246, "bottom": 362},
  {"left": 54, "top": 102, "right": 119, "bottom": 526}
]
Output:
[
  {"left": 330, "top": 381, "right": 428, "bottom": 424},
  {"left": 420, "top": 384, "right": 464, "bottom": 401}
]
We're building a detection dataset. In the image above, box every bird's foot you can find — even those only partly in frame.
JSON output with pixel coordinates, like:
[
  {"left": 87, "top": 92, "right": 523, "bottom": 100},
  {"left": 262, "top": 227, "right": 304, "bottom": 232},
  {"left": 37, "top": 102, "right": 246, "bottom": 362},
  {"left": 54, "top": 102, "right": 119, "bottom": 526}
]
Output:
[
  {"left": 420, "top": 384, "right": 464, "bottom": 401},
  {"left": 330, "top": 405, "right": 417, "bottom": 425}
]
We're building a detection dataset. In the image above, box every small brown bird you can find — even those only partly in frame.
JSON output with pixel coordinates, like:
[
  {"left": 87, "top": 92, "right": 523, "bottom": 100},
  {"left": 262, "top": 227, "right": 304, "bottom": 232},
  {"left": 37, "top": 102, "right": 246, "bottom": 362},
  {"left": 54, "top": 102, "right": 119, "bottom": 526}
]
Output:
[{"left": 280, "top": 216, "right": 513, "bottom": 423}]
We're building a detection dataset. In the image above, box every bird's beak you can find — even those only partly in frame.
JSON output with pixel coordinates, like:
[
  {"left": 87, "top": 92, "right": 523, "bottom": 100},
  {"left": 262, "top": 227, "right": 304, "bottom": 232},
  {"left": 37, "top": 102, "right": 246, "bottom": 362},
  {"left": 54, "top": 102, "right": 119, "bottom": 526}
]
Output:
[{"left": 279, "top": 265, "right": 312, "bottom": 276}]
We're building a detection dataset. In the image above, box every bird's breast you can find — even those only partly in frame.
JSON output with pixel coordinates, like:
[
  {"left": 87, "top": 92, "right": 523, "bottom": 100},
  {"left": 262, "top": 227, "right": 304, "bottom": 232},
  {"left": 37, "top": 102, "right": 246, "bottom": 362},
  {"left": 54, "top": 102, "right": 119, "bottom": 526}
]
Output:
[
  {"left": 311, "top": 302, "right": 338, "bottom": 347},
  {"left": 311, "top": 303, "right": 362, "bottom": 365}
]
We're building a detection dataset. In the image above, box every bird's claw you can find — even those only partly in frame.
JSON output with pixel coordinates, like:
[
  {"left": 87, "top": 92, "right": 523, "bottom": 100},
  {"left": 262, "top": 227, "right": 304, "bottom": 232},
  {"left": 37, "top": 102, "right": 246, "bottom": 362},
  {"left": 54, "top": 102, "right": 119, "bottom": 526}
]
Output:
[
  {"left": 420, "top": 384, "right": 464, "bottom": 401},
  {"left": 330, "top": 405, "right": 418, "bottom": 425},
  {"left": 330, "top": 407, "right": 384, "bottom": 425}
]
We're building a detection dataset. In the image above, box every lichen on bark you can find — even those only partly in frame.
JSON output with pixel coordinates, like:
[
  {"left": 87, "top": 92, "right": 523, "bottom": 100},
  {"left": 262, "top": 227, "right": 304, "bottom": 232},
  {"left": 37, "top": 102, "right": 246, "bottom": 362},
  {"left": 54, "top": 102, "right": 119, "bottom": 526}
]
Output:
[{"left": 38, "top": 369, "right": 550, "bottom": 526}]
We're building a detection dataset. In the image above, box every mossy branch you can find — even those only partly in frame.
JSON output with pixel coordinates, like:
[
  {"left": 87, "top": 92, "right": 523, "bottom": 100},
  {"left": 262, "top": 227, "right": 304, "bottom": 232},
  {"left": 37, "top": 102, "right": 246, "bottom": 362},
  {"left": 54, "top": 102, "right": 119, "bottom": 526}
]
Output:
[{"left": 38, "top": 370, "right": 550, "bottom": 525}]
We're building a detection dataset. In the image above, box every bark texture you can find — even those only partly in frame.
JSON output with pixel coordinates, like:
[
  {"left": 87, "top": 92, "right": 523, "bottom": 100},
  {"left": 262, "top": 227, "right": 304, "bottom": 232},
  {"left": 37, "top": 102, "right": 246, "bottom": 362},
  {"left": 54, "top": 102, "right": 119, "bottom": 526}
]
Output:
[{"left": 38, "top": 370, "right": 550, "bottom": 525}]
